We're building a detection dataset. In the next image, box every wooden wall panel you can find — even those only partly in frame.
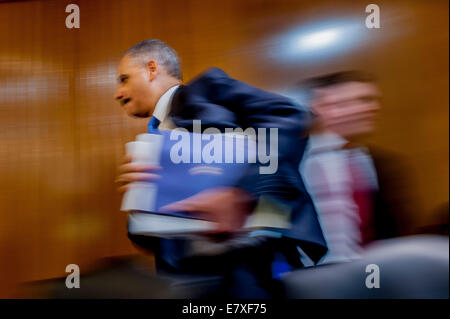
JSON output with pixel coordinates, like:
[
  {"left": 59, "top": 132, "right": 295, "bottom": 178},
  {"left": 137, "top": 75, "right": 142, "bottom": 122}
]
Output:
[
  {"left": 0, "top": 0, "right": 448, "bottom": 297},
  {"left": 0, "top": 0, "right": 79, "bottom": 295}
]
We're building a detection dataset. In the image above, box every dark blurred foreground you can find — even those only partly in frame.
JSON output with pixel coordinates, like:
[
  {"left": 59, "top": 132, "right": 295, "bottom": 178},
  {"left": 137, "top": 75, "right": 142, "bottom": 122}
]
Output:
[{"left": 18, "top": 235, "right": 448, "bottom": 299}]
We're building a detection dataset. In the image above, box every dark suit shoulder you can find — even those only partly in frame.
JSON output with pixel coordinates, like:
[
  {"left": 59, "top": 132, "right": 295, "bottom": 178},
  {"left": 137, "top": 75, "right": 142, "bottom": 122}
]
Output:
[
  {"left": 184, "top": 67, "right": 297, "bottom": 104},
  {"left": 185, "top": 67, "right": 229, "bottom": 88},
  {"left": 197, "top": 67, "right": 228, "bottom": 79}
]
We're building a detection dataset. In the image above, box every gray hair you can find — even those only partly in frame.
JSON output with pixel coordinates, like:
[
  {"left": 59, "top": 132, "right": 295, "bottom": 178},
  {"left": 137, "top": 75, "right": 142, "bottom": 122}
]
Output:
[{"left": 124, "top": 39, "right": 182, "bottom": 80}]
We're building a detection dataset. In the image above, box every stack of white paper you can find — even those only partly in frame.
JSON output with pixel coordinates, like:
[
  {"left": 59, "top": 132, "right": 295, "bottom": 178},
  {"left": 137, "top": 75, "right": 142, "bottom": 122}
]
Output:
[{"left": 120, "top": 133, "right": 164, "bottom": 213}]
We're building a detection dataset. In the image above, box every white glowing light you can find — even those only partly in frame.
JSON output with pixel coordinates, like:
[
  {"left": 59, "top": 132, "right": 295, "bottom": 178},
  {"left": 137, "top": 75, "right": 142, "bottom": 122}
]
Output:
[{"left": 297, "top": 28, "right": 340, "bottom": 50}]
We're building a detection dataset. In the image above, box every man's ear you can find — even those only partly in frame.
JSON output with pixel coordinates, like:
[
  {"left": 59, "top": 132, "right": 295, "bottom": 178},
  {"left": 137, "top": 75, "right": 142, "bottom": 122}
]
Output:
[{"left": 146, "top": 60, "right": 158, "bottom": 81}]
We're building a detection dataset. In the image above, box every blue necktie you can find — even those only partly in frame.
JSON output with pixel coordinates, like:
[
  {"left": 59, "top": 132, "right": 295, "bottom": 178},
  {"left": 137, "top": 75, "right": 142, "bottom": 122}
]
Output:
[{"left": 147, "top": 116, "right": 161, "bottom": 134}]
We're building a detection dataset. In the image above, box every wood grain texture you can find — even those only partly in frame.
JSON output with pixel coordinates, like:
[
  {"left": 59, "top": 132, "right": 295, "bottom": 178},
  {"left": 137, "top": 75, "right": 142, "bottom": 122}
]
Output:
[{"left": 0, "top": 0, "right": 448, "bottom": 297}]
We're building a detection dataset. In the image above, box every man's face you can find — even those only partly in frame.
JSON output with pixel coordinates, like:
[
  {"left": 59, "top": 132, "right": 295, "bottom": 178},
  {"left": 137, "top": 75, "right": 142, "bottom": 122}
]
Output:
[
  {"left": 114, "top": 54, "right": 157, "bottom": 118},
  {"left": 312, "top": 81, "right": 381, "bottom": 137}
]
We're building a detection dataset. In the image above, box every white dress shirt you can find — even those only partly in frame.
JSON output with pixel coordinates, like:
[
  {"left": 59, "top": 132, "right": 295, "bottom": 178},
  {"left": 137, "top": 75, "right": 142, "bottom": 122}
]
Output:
[
  {"left": 151, "top": 84, "right": 179, "bottom": 130},
  {"left": 300, "top": 131, "right": 378, "bottom": 264}
]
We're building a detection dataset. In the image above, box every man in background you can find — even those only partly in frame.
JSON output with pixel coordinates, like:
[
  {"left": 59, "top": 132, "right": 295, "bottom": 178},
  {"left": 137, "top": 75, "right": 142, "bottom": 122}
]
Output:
[{"left": 298, "top": 71, "right": 414, "bottom": 265}]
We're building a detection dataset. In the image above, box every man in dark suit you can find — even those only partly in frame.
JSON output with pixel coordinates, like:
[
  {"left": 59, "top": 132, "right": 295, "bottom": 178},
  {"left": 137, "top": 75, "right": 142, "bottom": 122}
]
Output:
[{"left": 114, "top": 39, "right": 326, "bottom": 297}]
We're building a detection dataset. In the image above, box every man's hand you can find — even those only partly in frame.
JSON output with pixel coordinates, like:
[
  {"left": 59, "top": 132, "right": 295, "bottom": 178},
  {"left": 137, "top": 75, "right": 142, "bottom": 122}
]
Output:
[
  {"left": 161, "top": 187, "right": 254, "bottom": 233},
  {"left": 115, "top": 155, "right": 161, "bottom": 193}
]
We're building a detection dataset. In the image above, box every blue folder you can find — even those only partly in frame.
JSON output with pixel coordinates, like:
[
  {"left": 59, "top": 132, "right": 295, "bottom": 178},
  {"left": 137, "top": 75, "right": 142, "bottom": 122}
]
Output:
[
  {"left": 155, "top": 130, "right": 254, "bottom": 218},
  {"left": 123, "top": 130, "right": 255, "bottom": 219}
]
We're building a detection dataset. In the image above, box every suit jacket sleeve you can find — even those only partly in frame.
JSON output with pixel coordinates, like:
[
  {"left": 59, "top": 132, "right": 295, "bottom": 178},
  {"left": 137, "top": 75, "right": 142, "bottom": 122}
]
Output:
[
  {"left": 170, "top": 67, "right": 312, "bottom": 203},
  {"left": 170, "top": 68, "right": 327, "bottom": 262}
]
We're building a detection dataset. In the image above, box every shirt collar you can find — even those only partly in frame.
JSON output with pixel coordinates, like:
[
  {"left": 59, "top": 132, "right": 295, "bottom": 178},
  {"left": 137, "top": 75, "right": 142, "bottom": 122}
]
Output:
[
  {"left": 307, "top": 131, "right": 349, "bottom": 154},
  {"left": 152, "top": 85, "right": 180, "bottom": 122}
]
